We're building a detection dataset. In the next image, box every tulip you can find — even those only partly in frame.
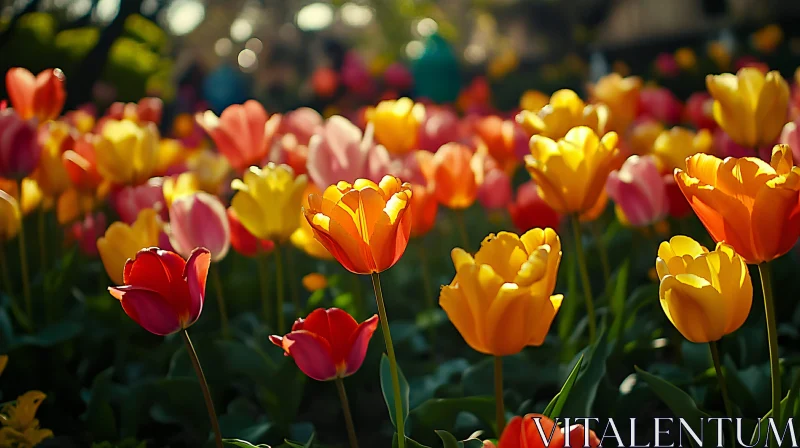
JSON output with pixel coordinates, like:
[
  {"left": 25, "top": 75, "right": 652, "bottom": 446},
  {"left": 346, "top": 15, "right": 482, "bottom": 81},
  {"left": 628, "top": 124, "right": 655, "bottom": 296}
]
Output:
[
  {"left": 0, "top": 109, "right": 40, "bottom": 178},
  {"left": 0, "top": 177, "right": 43, "bottom": 217},
  {"left": 230, "top": 163, "right": 308, "bottom": 242},
  {"left": 638, "top": 87, "right": 683, "bottom": 124},
  {"left": 95, "top": 119, "right": 159, "bottom": 186},
  {"left": 508, "top": 181, "right": 561, "bottom": 233},
  {"left": 409, "top": 183, "right": 438, "bottom": 238},
  {"left": 655, "top": 52, "right": 680, "bottom": 78},
  {"left": 302, "top": 273, "right": 328, "bottom": 292},
  {"left": 384, "top": 62, "right": 413, "bottom": 91},
  {"left": 289, "top": 184, "right": 333, "bottom": 260},
  {"left": 706, "top": 68, "right": 789, "bottom": 148},
  {"left": 31, "top": 121, "right": 72, "bottom": 198},
  {"left": 108, "top": 247, "right": 210, "bottom": 335},
  {"left": 67, "top": 212, "right": 107, "bottom": 256},
  {"left": 5, "top": 67, "right": 66, "bottom": 122},
  {"left": 656, "top": 236, "right": 752, "bottom": 343},
  {"left": 478, "top": 168, "right": 513, "bottom": 211},
  {"left": 107, "top": 97, "right": 163, "bottom": 125},
  {"left": 196, "top": 100, "right": 282, "bottom": 172},
  {"left": 675, "top": 47, "right": 697, "bottom": 70},
  {"left": 675, "top": 144, "right": 800, "bottom": 264},
  {"left": 97, "top": 208, "right": 161, "bottom": 284},
  {"left": 184, "top": 149, "right": 231, "bottom": 195},
  {"left": 652, "top": 127, "right": 713, "bottom": 173},
  {"left": 155, "top": 138, "right": 188, "bottom": 175},
  {"left": 707, "top": 41, "right": 732, "bottom": 70},
  {"left": 279, "top": 107, "right": 323, "bottom": 146},
  {"left": 606, "top": 155, "right": 669, "bottom": 227},
  {"left": 227, "top": 208, "right": 274, "bottom": 257},
  {"left": 473, "top": 115, "right": 528, "bottom": 171},
  {"left": 779, "top": 118, "right": 800, "bottom": 163},
  {"left": 0, "top": 189, "right": 20, "bottom": 242},
  {"left": 55, "top": 187, "right": 97, "bottom": 225},
  {"left": 168, "top": 192, "right": 230, "bottom": 262},
  {"left": 519, "top": 90, "right": 549, "bottom": 112},
  {"left": 110, "top": 178, "right": 167, "bottom": 224},
  {"left": 525, "top": 126, "right": 620, "bottom": 215},
  {"left": 430, "top": 143, "right": 481, "bottom": 210},
  {"left": 270, "top": 307, "right": 378, "bottom": 381},
  {"left": 366, "top": 97, "right": 425, "bottom": 155},
  {"left": 417, "top": 106, "right": 461, "bottom": 152},
  {"left": 163, "top": 172, "right": 200, "bottom": 208},
  {"left": 588, "top": 73, "right": 642, "bottom": 133},
  {"left": 628, "top": 120, "right": 664, "bottom": 155},
  {"left": 685, "top": 92, "right": 717, "bottom": 130},
  {"left": 272, "top": 133, "right": 309, "bottom": 176},
  {"left": 63, "top": 135, "right": 103, "bottom": 191},
  {"left": 439, "top": 229, "right": 562, "bottom": 356},
  {"left": 307, "top": 116, "right": 394, "bottom": 189},
  {"left": 516, "top": 89, "right": 608, "bottom": 140},
  {"left": 492, "top": 414, "right": 601, "bottom": 448},
  {"left": 341, "top": 51, "right": 377, "bottom": 98}
]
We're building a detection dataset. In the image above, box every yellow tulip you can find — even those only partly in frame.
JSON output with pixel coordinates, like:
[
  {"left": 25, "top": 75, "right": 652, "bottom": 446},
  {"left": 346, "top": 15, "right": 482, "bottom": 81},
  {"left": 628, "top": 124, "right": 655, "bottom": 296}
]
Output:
[
  {"left": 674, "top": 47, "right": 697, "bottom": 70},
  {"left": 525, "top": 126, "right": 620, "bottom": 215},
  {"left": 439, "top": 229, "right": 563, "bottom": 356},
  {"left": 519, "top": 90, "right": 549, "bottom": 112},
  {"left": 31, "top": 122, "right": 72, "bottom": 197},
  {"left": 163, "top": 172, "right": 200, "bottom": 208},
  {"left": 95, "top": 119, "right": 159, "bottom": 185},
  {"left": 290, "top": 184, "right": 332, "bottom": 260},
  {"left": 628, "top": 121, "right": 665, "bottom": 155},
  {"left": 56, "top": 187, "right": 99, "bottom": 225},
  {"left": 706, "top": 68, "right": 790, "bottom": 148},
  {"left": 516, "top": 89, "right": 608, "bottom": 140},
  {"left": 96, "top": 208, "right": 161, "bottom": 284},
  {"left": 0, "top": 190, "right": 21, "bottom": 242},
  {"left": 656, "top": 236, "right": 752, "bottom": 343},
  {"left": 185, "top": 149, "right": 230, "bottom": 194},
  {"left": 156, "top": 138, "right": 187, "bottom": 174},
  {"left": 0, "top": 390, "right": 54, "bottom": 446},
  {"left": 230, "top": 163, "right": 308, "bottom": 242},
  {"left": 366, "top": 97, "right": 425, "bottom": 155},
  {"left": 0, "top": 178, "right": 43, "bottom": 216},
  {"left": 589, "top": 73, "right": 642, "bottom": 133},
  {"left": 652, "top": 127, "right": 713, "bottom": 172}
]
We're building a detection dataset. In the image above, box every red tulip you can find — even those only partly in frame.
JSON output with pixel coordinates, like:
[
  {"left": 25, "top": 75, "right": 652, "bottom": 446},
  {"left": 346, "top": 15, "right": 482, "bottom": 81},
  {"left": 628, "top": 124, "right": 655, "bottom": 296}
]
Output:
[
  {"left": 227, "top": 208, "right": 274, "bottom": 257},
  {"left": 655, "top": 52, "right": 680, "bottom": 78},
  {"left": 663, "top": 174, "right": 692, "bottom": 218},
  {"left": 107, "top": 97, "right": 163, "bottom": 125},
  {"left": 685, "top": 92, "right": 717, "bottom": 130},
  {"left": 108, "top": 247, "right": 210, "bottom": 336},
  {"left": 63, "top": 134, "right": 103, "bottom": 191},
  {"left": 5, "top": 67, "right": 66, "bottom": 122},
  {"left": 477, "top": 168, "right": 513, "bottom": 210},
  {"left": 497, "top": 414, "right": 600, "bottom": 448},
  {"left": 417, "top": 106, "right": 461, "bottom": 152},
  {"left": 270, "top": 308, "right": 379, "bottom": 381},
  {"left": 312, "top": 68, "right": 339, "bottom": 98},
  {"left": 637, "top": 87, "right": 683, "bottom": 124},
  {"left": 196, "top": 101, "right": 282, "bottom": 172},
  {"left": 508, "top": 181, "right": 562, "bottom": 233},
  {"left": 384, "top": 62, "right": 413, "bottom": 91},
  {"left": 0, "top": 109, "right": 40, "bottom": 178},
  {"left": 67, "top": 212, "right": 107, "bottom": 256},
  {"left": 110, "top": 178, "right": 167, "bottom": 224}
]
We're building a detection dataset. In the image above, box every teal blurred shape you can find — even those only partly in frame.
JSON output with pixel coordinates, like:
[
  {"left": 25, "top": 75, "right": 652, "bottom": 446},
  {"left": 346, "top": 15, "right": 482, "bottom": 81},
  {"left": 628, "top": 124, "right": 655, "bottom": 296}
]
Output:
[
  {"left": 411, "top": 33, "right": 461, "bottom": 103},
  {"left": 202, "top": 64, "right": 251, "bottom": 113}
]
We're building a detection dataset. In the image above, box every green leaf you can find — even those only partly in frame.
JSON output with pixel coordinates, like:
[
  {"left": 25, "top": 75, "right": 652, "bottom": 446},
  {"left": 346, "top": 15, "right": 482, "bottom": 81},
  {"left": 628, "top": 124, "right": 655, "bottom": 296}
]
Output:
[
  {"left": 635, "top": 366, "right": 710, "bottom": 438},
  {"left": 411, "top": 397, "right": 496, "bottom": 435},
  {"left": 392, "top": 434, "right": 432, "bottom": 448},
  {"left": 10, "top": 320, "right": 82, "bottom": 349},
  {"left": 560, "top": 330, "right": 610, "bottom": 417},
  {"left": 436, "top": 430, "right": 459, "bottom": 448},
  {"left": 222, "top": 440, "right": 271, "bottom": 448},
  {"left": 608, "top": 259, "right": 629, "bottom": 343},
  {"left": 750, "top": 368, "right": 800, "bottom": 445},
  {"left": 381, "top": 353, "right": 410, "bottom": 433},
  {"left": 460, "top": 440, "right": 485, "bottom": 448},
  {"left": 543, "top": 354, "right": 584, "bottom": 419},
  {"left": 81, "top": 368, "right": 118, "bottom": 442}
]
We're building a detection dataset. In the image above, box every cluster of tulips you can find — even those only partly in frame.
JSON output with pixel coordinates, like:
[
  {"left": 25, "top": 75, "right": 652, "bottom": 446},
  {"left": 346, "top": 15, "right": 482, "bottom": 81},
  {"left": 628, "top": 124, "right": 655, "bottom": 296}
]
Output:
[{"left": 1, "top": 61, "right": 800, "bottom": 447}]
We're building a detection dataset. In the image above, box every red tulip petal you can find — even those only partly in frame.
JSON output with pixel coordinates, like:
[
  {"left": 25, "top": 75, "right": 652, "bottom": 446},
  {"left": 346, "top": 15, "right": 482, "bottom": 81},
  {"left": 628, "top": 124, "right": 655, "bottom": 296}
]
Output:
[
  {"left": 33, "top": 69, "right": 66, "bottom": 121},
  {"left": 282, "top": 330, "right": 337, "bottom": 381},
  {"left": 5, "top": 68, "right": 35, "bottom": 119},
  {"left": 344, "top": 314, "right": 378, "bottom": 376},
  {"left": 302, "top": 308, "right": 359, "bottom": 365},
  {"left": 498, "top": 416, "right": 523, "bottom": 448},
  {"left": 109, "top": 286, "right": 182, "bottom": 336},
  {"left": 125, "top": 248, "right": 186, "bottom": 301},
  {"left": 183, "top": 247, "right": 210, "bottom": 327}
]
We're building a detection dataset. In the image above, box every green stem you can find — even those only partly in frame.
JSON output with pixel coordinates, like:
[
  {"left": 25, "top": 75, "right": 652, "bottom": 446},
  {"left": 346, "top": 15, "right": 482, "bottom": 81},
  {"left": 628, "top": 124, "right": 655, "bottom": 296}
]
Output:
[
  {"left": 571, "top": 215, "right": 596, "bottom": 344},
  {"left": 494, "top": 356, "right": 505, "bottom": 436},
  {"left": 181, "top": 330, "right": 223, "bottom": 448},
  {"left": 709, "top": 340, "right": 735, "bottom": 446},
  {"left": 335, "top": 378, "right": 360, "bottom": 448},
  {"left": 275, "top": 243, "right": 286, "bottom": 334},
  {"left": 18, "top": 218, "right": 32, "bottom": 326},
  {"left": 589, "top": 220, "right": 610, "bottom": 284},
  {"left": 455, "top": 209, "right": 470, "bottom": 251},
  {"left": 758, "top": 262, "right": 781, "bottom": 443},
  {"left": 37, "top": 208, "right": 47, "bottom": 272},
  {"left": 286, "top": 246, "right": 300, "bottom": 317},
  {"left": 418, "top": 243, "right": 436, "bottom": 350},
  {"left": 0, "top": 245, "right": 30, "bottom": 332},
  {"left": 211, "top": 264, "right": 230, "bottom": 339},
  {"left": 370, "top": 272, "right": 405, "bottom": 448},
  {"left": 257, "top": 251, "right": 271, "bottom": 325}
]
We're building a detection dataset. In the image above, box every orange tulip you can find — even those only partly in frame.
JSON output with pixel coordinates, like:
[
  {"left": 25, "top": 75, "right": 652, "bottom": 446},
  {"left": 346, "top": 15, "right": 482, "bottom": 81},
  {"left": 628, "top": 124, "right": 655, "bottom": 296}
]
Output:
[
  {"left": 589, "top": 73, "right": 642, "bottom": 133},
  {"left": 409, "top": 183, "right": 438, "bottom": 237},
  {"left": 63, "top": 135, "right": 103, "bottom": 192},
  {"left": 303, "top": 176, "right": 412, "bottom": 274},
  {"left": 431, "top": 143, "right": 481, "bottom": 210},
  {"left": 675, "top": 144, "right": 800, "bottom": 264},
  {"left": 5, "top": 67, "right": 66, "bottom": 122},
  {"left": 473, "top": 115, "right": 527, "bottom": 172}
]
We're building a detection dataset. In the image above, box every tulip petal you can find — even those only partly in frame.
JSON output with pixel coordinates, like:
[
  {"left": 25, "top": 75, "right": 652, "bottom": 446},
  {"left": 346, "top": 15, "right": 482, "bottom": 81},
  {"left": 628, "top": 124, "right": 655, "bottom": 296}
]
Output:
[
  {"left": 484, "top": 284, "right": 536, "bottom": 355},
  {"left": 474, "top": 232, "right": 529, "bottom": 283},
  {"left": 184, "top": 248, "right": 210, "bottom": 327},
  {"left": 454, "top": 263, "right": 504, "bottom": 352},
  {"left": 109, "top": 286, "right": 182, "bottom": 336},
  {"left": 282, "top": 330, "right": 338, "bottom": 381},
  {"left": 750, "top": 184, "right": 800, "bottom": 263},
  {"left": 301, "top": 308, "right": 358, "bottom": 365},
  {"left": 344, "top": 314, "right": 379, "bottom": 376},
  {"left": 439, "top": 285, "right": 486, "bottom": 354},
  {"left": 5, "top": 68, "right": 35, "bottom": 119},
  {"left": 497, "top": 416, "right": 523, "bottom": 448}
]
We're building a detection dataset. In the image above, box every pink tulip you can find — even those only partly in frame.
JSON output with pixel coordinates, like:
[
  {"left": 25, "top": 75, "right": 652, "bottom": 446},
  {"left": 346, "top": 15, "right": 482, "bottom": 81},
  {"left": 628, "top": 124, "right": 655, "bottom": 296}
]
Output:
[
  {"left": 279, "top": 107, "right": 323, "bottom": 146},
  {"left": 606, "top": 155, "right": 669, "bottom": 226},
  {"left": 638, "top": 87, "right": 683, "bottom": 124},
  {"left": 384, "top": 62, "right": 413, "bottom": 91},
  {"left": 477, "top": 168, "right": 512, "bottom": 210},
  {"left": 0, "top": 108, "right": 40, "bottom": 178},
  {"left": 110, "top": 178, "right": 167, "bottom": 224},
  {"left": 195, "top": 100, "right": 282, "bottom": 172},
  {"left": 655, "top": 53, "right": 680, "bottom": 78},
  {"left": 307, "top": 116, "right": 395, "bottom": 189},
  {"left": 685, "top": 92, "right": 717, "bottom": 130},
  {"left": 780, "top": 119, "right": 800, "bottom": 163},
  {"left": 168, "top": 192, "right": 230, "bottom": 262},
  {"left": 417, "top": 106, "right": 462, "bottom": 152},
  {"left": 67, "top": 212, "right": 107, "bottom": 256},
  {"left": 341, "top": 52, "right": 376, "bottom": 98},
  {"left": 714, "top": 128, "right": 772, "bottom": 160}
]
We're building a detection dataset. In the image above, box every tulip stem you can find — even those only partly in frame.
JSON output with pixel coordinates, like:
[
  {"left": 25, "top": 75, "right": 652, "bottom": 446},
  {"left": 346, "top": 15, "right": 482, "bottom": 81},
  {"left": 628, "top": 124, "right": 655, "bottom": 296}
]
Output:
[
  {"left": 257, "top": 252, "right": 271, "bottom": 325},
  {"left": 758, "top": 262, "right": 781, "bottom": 442},
  {"left": 275, "top": 244, "right": 286, "bottom": 334},
  {"left": 417, "top": 244, "right": 436, "bottom": 349},
  {"left": 335, "top": 378, "right": 360, "bottom": 448},
  {"left": 589, "top": 220, "right": 611, "bottom": 284},
  {"left": 709, "top": 341, "right": 735, "bottom": 445},
  {"left": 210, "top": 264, "right": 230, "bottom": 339},
  {"left": 0, "top": 245, "right": 31, "bottom": 332},
  {"left": 455, "top": 209, "right": 470, "bottom": 251},
  {"left": 370, "top": 272, "right": 405, "bottom": 448},
  {"left": 494, "top": 356, "right": 505, "bottom": 436},
  {"left": 17, "top": 218, "right": 32, "bottom": 327},
  {"left": 571, "top": 216, "right": 596, "bottom": 344},
  {"left": 286, "top": 246, "right": 300, "bottom": 317},
  {"left": 37, "top": 208, "right": 47, "bottom": 273},
  {"left": 181, "top": 329, "right": 223, "bottom": 448}
]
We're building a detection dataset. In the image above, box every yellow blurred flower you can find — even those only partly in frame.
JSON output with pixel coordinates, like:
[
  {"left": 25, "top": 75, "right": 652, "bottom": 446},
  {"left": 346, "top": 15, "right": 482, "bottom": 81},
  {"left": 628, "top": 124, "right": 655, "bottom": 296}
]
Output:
[
  {"left": 525, "top": 126, "right": 620, "bottom": 215},
  {"left": 0, "top": 190, "right": 20, "bottom": 242},
  {"left": 0, "top": 178, "right": 43, "bottom": 216},
  {"left": 163, "top": 172, "right": 200, "bottom": 208},
  {"left": 366, "top": 97, "right": 425, "bottom": 155},
  {"left": 439, "top": 229, "right": 563, "bottom": 356},
  {"left": 95, "top": 119, "right": 159, "bottom": 186},
  {"left": 185, "top": 149, "right": 230, "bottom": 194},
  {"left": 230, "top": 163, "right": 308, "bottom": 242},
  {"left": 674, "top": 47, "right": 697, "bottom": 70},
  {"left": 589, "top": 73, "right": 642, "bottom": 133},
  {"left": 519, "top": 90, "right": 549, "bottom": 112},
  {"left": 302, "top": 273, "right": 328, "bottom": 292},
  {"left": 517, "top": 89, "right": 608, "bottom": 140},
  {"left": 652, "top": 127, "right": 713, "bottom": 172},
  {"left": 156, "top": 138, "right": 188, "bottom": 174},
  {"left": 656, "top": 236, "right": 752, "bottom": 343},
  {"left": 56, "top": 187, "right": 100, "bottom": 225},
  {"left": 31, "top": 122, "right": 72, "bottom": 198},
  {"left": 629, "top": 121, "right": 665, "bottom": 155},
  {"left": 488, "top": 48, "right": 519, "bottom": 79},
  {"left": 752, "top": 24, "right": 783, "bottom": 54},
  {"left": 612, "top": 60, "right": 631, "bottom": 77},
  {"left": 97, "top": 208, "right": 161, "bottom": 284},
  {"left": 290, "top": 184, "right": 332, "bottom": 260},
  {"left": 0, "top": 390, "right": 54, "bottom": 448},
  {"left": 706, "top": 68, "right": 790, "bottom": 148},
  {"left": 707, "top": 41, "right": 731, "bottom": 69}
]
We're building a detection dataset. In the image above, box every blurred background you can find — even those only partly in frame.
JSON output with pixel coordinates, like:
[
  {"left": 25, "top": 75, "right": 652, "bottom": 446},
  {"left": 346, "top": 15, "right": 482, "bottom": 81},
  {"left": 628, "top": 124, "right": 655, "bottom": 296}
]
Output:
[{"left": 1, "top": 0, "right": 800, "bottom": 118}]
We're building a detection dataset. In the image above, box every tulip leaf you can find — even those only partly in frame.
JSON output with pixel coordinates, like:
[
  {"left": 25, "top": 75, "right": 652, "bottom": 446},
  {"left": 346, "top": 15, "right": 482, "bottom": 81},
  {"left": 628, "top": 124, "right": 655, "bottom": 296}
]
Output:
[
  {"left": 543, "top": 354, "right": 584, "bottom": 419},
  {"left": 381, "top": 353, "right": 410, "bottom": 433},
  {"left": 411, "top": 397, "right": 496, "bottom": 436},
  {"left": 392, "top": 434, "right": 432, "bottom": 448},
  {"left": 750, "top": 368, "right": 800, "bottom": 445},
  {"left": 81, "top": 367, "right": 118, "bottom": 442},
  {"left": 560, "top": 329, "right": 610, "bottom": 417},
  {"left": 222, "top": 440, "right": 271, "bottom": 448},
  {"left": 634, "top": 366, "right": 710, "bottom": 439},
  {"left": 608, "top": 259, "right": 630, "bottom": 343},
  {"left": 436, "top": 430, "right": 459, "bottom": 448}
]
